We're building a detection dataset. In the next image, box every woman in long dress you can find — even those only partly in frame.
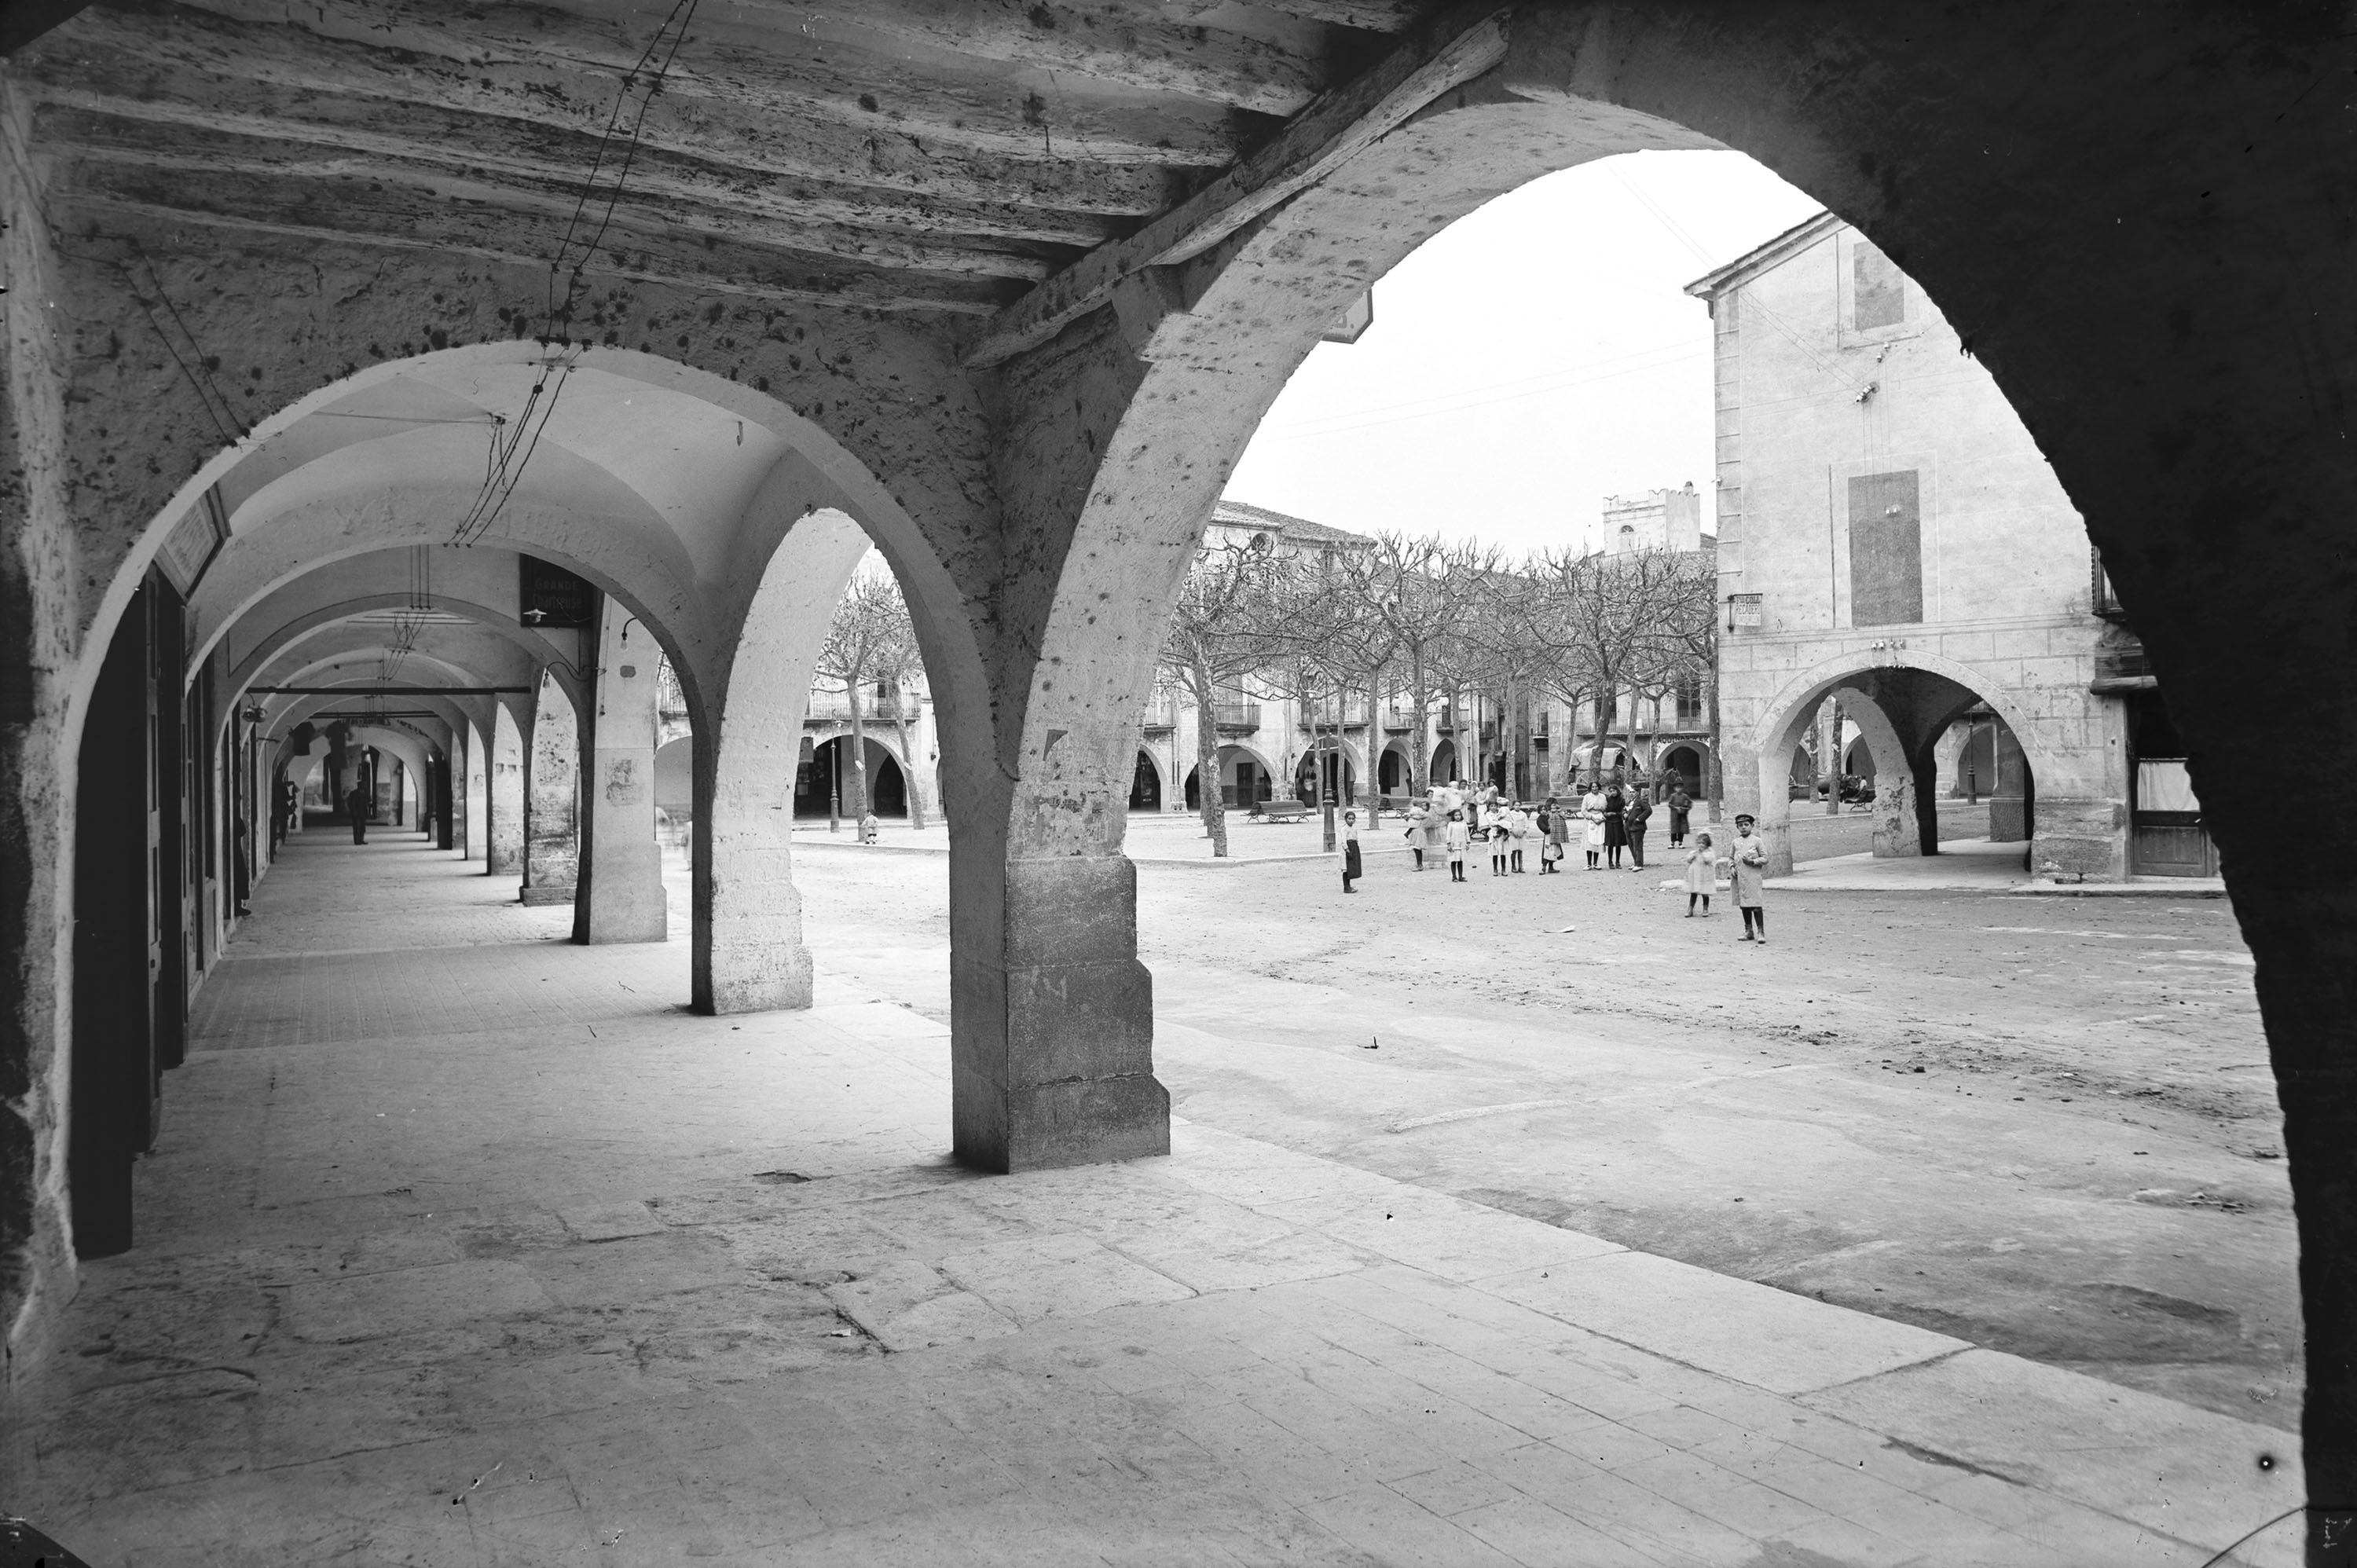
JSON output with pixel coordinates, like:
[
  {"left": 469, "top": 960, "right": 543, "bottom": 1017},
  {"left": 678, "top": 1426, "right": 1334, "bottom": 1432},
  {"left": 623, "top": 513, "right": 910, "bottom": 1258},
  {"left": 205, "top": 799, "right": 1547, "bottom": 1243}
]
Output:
[
  {"left": 1341, "top": 809, "right": 1364, "bottom": 892},
  {"left": 1601, "top": 783, "right": 1628, "bottom": 869}
]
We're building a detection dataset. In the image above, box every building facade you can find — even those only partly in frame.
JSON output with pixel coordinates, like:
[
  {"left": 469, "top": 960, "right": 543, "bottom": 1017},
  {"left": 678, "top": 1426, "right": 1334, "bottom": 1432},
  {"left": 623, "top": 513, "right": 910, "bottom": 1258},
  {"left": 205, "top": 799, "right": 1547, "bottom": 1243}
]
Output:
[{"left": 1688, "top": 214, "right": 2201, "bottom": 880}]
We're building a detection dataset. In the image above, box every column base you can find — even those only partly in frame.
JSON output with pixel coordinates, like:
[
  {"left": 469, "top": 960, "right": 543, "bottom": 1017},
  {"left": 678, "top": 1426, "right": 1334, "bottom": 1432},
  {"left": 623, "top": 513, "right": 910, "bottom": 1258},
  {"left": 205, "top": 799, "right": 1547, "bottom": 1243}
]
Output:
[
  {"left": 519, "top": 883, "right": 576, "bottom": 907},
  {"left": 697, "top": 944, "right": 815, "bottom": 1014},
  {"left": 953, "top": 1068, "right": 1171, "bottom": 1174}
]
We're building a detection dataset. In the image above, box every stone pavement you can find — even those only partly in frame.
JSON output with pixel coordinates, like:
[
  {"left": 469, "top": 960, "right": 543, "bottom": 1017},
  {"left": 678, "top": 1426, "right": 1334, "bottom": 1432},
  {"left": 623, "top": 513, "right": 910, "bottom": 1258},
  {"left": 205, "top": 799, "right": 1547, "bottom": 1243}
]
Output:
[
  {"left": 1769, "top": 839, "right": 2229, "bottom": 897},
  {"left": 1, "top": 831, "right": 2302, "bottom": 1566}
]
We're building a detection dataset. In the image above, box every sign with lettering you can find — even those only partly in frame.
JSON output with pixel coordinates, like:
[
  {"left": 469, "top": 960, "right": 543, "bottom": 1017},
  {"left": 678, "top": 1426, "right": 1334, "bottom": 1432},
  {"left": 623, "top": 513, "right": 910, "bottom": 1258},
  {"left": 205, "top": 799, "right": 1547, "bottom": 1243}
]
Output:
[{"left": 519, "top": 557, "right": 596, "bottom": 628}]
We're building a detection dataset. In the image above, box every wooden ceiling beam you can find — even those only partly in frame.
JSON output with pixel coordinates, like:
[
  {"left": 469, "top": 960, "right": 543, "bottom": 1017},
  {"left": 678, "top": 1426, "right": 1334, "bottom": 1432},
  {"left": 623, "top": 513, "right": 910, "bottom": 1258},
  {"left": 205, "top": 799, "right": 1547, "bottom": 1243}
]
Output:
[
  {"left": 962, "top": 2, "right": 1508, "bottom": 365},
  {"left": 27, "top": 66, "right": 1135, "bottom": 251},
  {"left": 765, "top": 0, "right": 1329, "bottom": 116},
  {"left": 153, "top": 0, "right": 1293, "bottom": 151},
  {"left": 43, "top": 107, "right": 1072, "bottom": 278},
  {"left": 1231, "top": 0, "right": 1431, "bottom": 31},
  {"left": 57, "top": 160, "right": 1025, "bottom": 314}
]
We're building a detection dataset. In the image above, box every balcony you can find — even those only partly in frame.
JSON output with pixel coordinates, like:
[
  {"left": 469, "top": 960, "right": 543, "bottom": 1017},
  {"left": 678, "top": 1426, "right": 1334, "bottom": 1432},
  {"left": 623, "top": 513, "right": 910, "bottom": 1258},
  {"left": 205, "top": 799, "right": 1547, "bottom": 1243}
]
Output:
[
  {"left": 1213, "top": 702, "right": 1262, "bottom": 733},
  {"left": 2090, "top": 636, "right": 2155, "bottom": 694},
  {"left": 1140, "top": 699, "right": 1178, "bottom": 731},
  {"left": 805, "top": 691, "right": 909, "bottom": 724},
  {"left": 1298, "top": 699, "right": 1368, "bottom": 731}
]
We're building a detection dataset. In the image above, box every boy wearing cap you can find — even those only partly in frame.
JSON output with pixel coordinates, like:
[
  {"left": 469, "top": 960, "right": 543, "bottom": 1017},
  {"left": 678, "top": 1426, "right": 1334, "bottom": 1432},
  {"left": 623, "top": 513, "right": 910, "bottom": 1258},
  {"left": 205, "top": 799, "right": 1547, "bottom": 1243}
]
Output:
[{"left": 1728, "top": 813, "right": 1769, "bottom": 943}]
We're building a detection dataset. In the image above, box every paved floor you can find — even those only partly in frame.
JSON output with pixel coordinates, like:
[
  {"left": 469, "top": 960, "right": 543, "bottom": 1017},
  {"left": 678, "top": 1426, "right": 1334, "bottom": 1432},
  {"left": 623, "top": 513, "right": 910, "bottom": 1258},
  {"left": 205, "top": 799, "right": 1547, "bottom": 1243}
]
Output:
[{"left": 5, "top": 830, "right": 2304, "bottom": 1565}]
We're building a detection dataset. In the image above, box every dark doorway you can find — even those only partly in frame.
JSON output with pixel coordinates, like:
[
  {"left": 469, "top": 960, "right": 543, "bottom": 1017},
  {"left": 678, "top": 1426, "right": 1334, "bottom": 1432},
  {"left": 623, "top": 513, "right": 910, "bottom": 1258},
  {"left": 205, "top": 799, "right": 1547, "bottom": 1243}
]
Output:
[
  {"left": 797, "top": 736, "right": 909, "bottom": 818},
  {"left": 1128, "top": 752, "right": 1161, "bottom": 811}
]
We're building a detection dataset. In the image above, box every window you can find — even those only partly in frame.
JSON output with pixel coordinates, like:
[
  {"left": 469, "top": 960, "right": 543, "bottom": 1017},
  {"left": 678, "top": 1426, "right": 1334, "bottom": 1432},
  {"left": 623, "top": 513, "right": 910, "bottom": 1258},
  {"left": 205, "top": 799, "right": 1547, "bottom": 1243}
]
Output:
[
  {"left": 1673, "top": 675, "right": 1703, "bottom": 724},
  {"left": 1853, "top": 243, "right": 1904, "bottom": 330},
  {"left": 1848, "top": 470, "right": 1923, "bottom": 625}
]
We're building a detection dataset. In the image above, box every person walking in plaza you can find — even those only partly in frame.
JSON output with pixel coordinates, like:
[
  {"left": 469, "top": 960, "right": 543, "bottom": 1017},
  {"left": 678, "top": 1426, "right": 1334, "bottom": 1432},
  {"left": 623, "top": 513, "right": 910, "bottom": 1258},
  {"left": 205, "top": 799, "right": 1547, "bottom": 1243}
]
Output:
[
  {"left": 1626, "top": 786, "right": 1652, "bottom": 873},
  {"left": 346, "top": 781, "right": 370, "bottom": 844},
  {"left": 1684, "top": 830, "right": 1716, "bottom": 916},
  {"left": 1601, "top": 782, "right": 1627, "bottom": 870},
  {"left": 1444, "top": 810, "right": 1470, "bottom": 883},
  {"left": 1341, "top": 808, "right": 1364, "bottom": 893},
  {"left": 1728, "top": 813, "right": 1770, "bottom": 943},
  {"left": 1666, "top": 782, "right": 1693, "bottom": 849}
]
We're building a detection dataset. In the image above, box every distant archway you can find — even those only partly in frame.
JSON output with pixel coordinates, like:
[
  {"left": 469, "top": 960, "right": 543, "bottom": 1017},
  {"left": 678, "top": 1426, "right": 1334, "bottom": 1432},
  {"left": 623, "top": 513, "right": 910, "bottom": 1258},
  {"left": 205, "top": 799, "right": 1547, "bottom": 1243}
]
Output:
[{"left": 1127, "top": 750, "right": 1162, "bottom": 811}]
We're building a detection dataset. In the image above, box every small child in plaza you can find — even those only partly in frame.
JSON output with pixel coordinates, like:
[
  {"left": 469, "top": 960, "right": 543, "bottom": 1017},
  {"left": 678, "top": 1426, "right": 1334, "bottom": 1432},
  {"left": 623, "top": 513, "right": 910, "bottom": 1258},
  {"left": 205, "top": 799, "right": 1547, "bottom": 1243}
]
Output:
[
  {"left": 1684, "top": 830, "right": 1715, "bottom": 916},
  {"left": 1727, "top": 813, "right": 1770, "bottom": 943},
  {"left": 859, "top": 810, "right": 880, "bottom": 844},
  {"left": 1444, "top": 811, "right": 1470, "bottom": 882},
  {"left": 1583, "top": 797, "right": 1605, "bottom": 870},
  {"left": 1488, "top": 821, "right": 1511, "bottom": 877}
]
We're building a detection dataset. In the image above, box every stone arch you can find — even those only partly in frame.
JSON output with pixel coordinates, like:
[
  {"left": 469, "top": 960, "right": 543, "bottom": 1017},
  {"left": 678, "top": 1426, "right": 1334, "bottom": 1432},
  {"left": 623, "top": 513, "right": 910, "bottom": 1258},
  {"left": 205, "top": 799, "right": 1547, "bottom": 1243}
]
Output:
[{"left": 1742, "top": 649, "right": 2071, "bottom": 876}]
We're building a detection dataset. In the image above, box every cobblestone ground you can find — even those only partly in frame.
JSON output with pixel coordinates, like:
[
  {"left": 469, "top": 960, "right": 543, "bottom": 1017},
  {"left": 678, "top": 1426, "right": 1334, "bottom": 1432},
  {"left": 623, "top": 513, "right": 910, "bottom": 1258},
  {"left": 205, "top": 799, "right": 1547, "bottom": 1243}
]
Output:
[{"left": 792, "top": 821, "right": 2297, "bottom": 1436}]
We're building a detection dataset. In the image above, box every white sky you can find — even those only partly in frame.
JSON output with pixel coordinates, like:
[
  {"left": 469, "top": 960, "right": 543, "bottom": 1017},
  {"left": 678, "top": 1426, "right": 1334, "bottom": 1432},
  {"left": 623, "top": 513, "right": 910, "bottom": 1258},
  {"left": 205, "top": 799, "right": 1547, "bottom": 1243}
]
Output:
[{"left": 1222, "top": 149, "right": 1822, "bottom": 559}]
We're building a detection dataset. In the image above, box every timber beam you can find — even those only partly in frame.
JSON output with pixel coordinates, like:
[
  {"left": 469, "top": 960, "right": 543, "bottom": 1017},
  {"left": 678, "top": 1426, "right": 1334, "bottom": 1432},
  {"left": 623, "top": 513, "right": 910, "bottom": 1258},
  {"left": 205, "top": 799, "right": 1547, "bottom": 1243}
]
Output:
[{"left": 961, "top": 3, "right": 1510, "bottom": 367}]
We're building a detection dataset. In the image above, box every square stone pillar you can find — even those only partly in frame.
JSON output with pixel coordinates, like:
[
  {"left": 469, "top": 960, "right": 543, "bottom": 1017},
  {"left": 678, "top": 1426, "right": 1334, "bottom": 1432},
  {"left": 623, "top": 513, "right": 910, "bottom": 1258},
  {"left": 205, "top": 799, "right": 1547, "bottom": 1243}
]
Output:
[
  {"left": 488, "top": 702, "right": 525, "bottom": 874},
  {"left": 950, "top": 854, "right": 1169, "bottom": 1172},
  {"left": 575, "top": 607, "right": 668, "bottom": 943},
  {"left": 519, "top": 674, "right": 579, "bottom": 907}
]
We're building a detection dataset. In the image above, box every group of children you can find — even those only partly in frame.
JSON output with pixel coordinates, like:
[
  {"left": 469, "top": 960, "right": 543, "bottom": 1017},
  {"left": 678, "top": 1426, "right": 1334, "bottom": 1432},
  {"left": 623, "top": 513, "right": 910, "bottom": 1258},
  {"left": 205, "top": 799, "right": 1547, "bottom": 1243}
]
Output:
[{"left": 1338, "top": 782, "right": 1772, "bottom": 942}]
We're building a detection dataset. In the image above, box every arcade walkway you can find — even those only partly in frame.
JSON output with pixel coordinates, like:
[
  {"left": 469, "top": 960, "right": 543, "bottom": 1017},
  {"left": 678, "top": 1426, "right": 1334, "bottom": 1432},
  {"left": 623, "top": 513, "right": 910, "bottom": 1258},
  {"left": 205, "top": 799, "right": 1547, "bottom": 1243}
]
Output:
[{"left": 3, "top": 831, "right": 2300, "bottom": 1565}]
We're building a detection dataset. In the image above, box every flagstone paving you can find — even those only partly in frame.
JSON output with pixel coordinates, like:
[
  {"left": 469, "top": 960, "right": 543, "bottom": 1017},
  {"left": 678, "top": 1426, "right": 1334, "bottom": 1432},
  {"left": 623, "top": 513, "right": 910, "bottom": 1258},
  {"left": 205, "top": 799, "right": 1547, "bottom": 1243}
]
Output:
[{"left": 1, "top": 832, "right": 2303, "bottom": 1565}]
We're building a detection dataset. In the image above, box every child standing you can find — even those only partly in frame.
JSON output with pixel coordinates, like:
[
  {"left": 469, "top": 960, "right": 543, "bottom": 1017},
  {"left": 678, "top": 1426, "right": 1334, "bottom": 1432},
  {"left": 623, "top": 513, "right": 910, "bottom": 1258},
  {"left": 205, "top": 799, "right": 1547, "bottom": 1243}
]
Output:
[
  {"left": 1683, "top": 830, "right": 1716, "bottom": 916},
  {"left": 1728, "top": 813, "right": 1770, "bottom": 943},
  {"left": 1582, "top": 790, "right": 1606, "bottom": 870},
  {"left": 1488, "top": 821, "right": 1511, "bottom": 877},
  {"left": 1341, "top": 808, "right": 1363, "bottom": 893},
  {"left": 1443, "top": 811, "right": 1470, "bottom": 883}
]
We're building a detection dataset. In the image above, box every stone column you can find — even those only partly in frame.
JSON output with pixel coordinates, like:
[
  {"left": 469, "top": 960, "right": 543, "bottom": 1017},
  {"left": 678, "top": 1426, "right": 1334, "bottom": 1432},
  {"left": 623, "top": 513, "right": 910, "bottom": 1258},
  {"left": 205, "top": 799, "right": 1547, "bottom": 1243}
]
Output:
[
  {"left": 574, "top": 601, "right": 667, "bottom": 943},
  {"left": 693, "top": 506, "right": 868, "bottom": 1013},
  {"left": 462, "top": 721, "right": 486, "bottom": 860},
  {"left": 487, "top": 702, "right": 525, "bottom": 875},
  {"left": 1989, "top": 720, "right": 2031, "bottom": 841},
  {"left": 519, "top": 672, "right": 579, "bottom": 906}
]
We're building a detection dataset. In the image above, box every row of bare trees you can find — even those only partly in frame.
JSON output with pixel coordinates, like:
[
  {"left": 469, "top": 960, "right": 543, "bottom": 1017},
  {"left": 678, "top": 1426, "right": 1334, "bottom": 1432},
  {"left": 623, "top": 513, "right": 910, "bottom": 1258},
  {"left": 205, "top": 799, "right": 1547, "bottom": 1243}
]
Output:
[{"left": 1157, "top": 531, "right": 1717, "bottom": 856}]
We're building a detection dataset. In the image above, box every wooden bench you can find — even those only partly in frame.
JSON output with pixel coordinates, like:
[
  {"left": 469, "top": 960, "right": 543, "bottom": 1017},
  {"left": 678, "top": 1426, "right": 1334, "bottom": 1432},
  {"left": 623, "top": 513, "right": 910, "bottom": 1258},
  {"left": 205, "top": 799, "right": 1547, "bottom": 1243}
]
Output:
[{"left": 1258, "top": 799, "right": 1310, "bottom": 822}]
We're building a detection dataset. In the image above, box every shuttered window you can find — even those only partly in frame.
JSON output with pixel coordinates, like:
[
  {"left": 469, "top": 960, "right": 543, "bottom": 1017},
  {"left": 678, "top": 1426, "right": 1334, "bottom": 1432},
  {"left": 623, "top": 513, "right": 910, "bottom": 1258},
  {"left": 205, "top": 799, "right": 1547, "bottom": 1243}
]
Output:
[
  {"left": 1849, "top": 470, "right": 1923, "bottom": 625},
  {"left": 1854, "top": 244, "right": 1904, "bottom": 329}
]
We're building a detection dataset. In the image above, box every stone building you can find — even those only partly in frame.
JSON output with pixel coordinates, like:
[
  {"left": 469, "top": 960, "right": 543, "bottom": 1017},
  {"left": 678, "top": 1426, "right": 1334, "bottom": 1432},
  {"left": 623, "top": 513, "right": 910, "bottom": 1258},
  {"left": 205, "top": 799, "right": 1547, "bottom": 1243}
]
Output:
[
  {"left": 1687, "top": 211, "right": 2205, "bottom": 881},
  {"left": 2, "top": 8, "right": 2351, "bottom": 1528}
]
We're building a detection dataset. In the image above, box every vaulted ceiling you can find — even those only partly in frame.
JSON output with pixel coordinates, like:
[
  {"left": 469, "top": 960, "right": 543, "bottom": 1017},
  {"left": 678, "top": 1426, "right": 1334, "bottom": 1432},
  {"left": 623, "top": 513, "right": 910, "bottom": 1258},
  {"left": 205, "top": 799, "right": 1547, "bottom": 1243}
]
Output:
[{"left": 18, "top": 0, "right": 1438, "bottom": 319}]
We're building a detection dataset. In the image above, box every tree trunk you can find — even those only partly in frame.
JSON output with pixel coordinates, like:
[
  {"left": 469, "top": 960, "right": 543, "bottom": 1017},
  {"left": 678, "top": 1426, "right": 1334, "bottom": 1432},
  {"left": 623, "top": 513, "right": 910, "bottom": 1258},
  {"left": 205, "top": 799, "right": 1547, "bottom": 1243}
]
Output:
[
  {"left": 1365, "top": 666, "right": 1384, "bottom": 819},
  {"left": 1626, "top": 684, "right": 1642, "bottom": 796},
  {"left": 896, "top": 705, "right": 926, "bottom": 830},
  {"left": 1189, "top": 651, "right": 1227, "bottom": 858},
  {"left": 846, "top": 678, "right": 871, "bottom": 822},
  {"left": 1408, "top": 650, "right": 1431, "bottom": 799}
]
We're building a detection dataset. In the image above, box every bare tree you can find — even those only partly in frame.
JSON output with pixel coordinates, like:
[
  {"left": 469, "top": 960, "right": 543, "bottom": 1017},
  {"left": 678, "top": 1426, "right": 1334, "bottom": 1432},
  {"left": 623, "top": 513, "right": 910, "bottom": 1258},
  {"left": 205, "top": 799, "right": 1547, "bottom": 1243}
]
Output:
[
  {"left": 1329, "top": 533, "right": 1493, "bottom": 802},
  {"left": 816, "top": 559, "right": 919, "bottom": 827},
  {"left": 1159, "top": 540, "right": 1292, "bottom": 857},
  {"left": 1525, "top": 545, "right": 1703, "bottom": 789}
]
